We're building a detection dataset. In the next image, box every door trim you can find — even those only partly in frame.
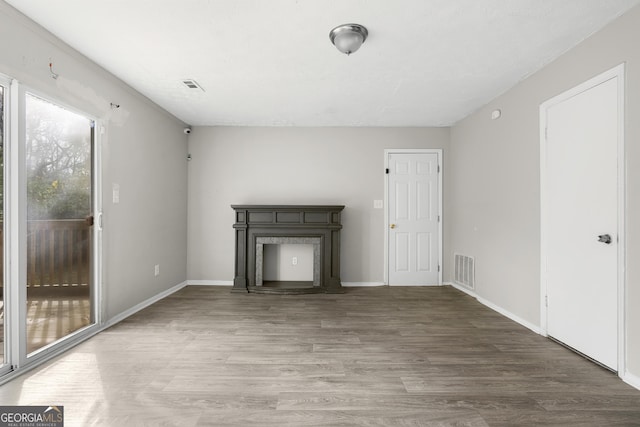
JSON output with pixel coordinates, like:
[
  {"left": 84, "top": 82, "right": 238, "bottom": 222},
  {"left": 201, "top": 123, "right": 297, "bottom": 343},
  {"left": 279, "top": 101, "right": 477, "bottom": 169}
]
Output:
[
  {"left": 0, "top": 74, "right": 15, "bottom": 376},
  {"left": 384, "top": 149, "right": 443, "bottom": 286},
  {"left": 539, "top": 63, "right": 626, "bottom": 375}
]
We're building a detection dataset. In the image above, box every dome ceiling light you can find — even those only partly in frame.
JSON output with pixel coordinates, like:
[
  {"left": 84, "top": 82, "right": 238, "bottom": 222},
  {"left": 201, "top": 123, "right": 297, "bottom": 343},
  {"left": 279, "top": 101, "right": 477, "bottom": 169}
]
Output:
[{"left": 329, "top": 23, "right": 368, "bottom": 55}]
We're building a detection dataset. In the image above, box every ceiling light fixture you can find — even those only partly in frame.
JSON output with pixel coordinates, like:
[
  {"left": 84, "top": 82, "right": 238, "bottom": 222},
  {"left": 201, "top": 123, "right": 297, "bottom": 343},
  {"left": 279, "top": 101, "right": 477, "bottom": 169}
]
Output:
[{"left": 329, "top": 23, "right": 368, "bottom": 55}]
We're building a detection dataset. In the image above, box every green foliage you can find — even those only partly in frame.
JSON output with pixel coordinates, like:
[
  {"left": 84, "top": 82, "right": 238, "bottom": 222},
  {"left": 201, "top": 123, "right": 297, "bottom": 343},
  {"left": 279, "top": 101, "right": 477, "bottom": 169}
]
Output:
[
  {"left": 25, "top": 95, "right": 92, "bottom": 220},
  {"left": 0, "top": 91, "right": 91, "bottom": 221}
]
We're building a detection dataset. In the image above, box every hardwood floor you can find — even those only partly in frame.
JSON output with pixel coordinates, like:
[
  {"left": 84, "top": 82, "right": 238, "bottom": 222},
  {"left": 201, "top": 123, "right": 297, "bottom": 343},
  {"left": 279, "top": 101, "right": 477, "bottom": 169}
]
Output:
[{"left": 1, "top": 285, "right": 639, "bottom": 426}]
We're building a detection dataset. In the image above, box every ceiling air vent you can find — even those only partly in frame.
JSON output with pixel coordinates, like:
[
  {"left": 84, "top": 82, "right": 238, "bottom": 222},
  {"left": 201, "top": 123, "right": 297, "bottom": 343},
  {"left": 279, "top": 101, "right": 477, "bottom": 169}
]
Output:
[{"left": 182, "top": 79, "right": 204, "bottom": 91}]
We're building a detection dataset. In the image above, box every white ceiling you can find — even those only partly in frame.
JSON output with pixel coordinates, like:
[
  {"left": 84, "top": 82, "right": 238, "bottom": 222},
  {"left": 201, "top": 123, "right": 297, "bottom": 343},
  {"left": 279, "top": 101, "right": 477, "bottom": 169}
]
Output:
[{"left": 6, "top": 0, "right": 640, "bottom": 127}]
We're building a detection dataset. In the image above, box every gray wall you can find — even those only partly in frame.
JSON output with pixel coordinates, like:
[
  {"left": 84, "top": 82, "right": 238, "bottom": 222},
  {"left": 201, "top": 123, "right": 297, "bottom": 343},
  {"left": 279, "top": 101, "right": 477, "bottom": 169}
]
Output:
[
  {"left": 0, "top": 3, "right": 189, "bottom": 320},
  {"left": 450, "top": 6, "right": 640, "bottom": 378},
  {"left": 187, "top": 127, "right": 450, "bottom": 284}
]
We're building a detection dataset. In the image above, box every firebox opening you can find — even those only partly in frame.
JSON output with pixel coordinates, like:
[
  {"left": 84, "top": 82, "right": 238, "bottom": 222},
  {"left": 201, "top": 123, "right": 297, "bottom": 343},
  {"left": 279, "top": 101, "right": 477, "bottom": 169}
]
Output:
[
  {"left": 263, "top": 244, "right": 314, "bottom": 282},
  {"left": 255, "top": 236, "right": 321, "bottom": 289}
]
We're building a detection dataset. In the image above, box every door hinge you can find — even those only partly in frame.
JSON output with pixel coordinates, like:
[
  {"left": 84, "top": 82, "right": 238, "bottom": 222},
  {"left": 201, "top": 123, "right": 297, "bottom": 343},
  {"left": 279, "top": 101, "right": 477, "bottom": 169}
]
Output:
[
  {"left": 385, "top": 168, "right": 389, "bottom": 174},
  {"left": 438, "top": 265, "right": 441, "bottom": 272},
  {"left": 438, "top": 215, "right": 440, "bottom": 222},
  {"left": 437, "top": 165, "right": 440, "bottom": 173},
  {"left": 545, "top": 295, "right": 548, "bottom": 307}
]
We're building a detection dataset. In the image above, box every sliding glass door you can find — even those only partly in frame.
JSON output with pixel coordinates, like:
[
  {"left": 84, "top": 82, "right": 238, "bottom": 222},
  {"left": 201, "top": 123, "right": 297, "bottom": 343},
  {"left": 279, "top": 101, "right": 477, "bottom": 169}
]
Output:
[
  {"left": 25, "top": 93, "right": 95, "bottom": 355},
  {"left": 0, "top": 76, "right": 100, "bottom": 380}
]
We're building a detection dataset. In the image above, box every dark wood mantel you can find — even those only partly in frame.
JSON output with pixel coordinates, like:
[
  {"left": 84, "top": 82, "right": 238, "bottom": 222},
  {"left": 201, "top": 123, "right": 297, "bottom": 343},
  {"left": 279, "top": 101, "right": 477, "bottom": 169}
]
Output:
[{"left": 231, "top": 205, "right": 345, "bottom": 294}]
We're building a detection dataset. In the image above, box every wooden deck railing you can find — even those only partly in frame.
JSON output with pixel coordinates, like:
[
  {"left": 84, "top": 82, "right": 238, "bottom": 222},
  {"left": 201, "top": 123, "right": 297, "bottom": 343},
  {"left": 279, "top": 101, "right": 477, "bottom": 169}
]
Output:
[{"left": 0, "top": 219, "right": 91, "bottom": 289}]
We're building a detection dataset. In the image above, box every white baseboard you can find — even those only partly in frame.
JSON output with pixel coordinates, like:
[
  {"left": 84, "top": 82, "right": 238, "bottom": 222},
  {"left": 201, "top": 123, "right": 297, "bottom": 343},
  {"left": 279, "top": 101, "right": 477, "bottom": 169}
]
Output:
[
  {"left": 341, "top": 282, "right": 386, "bottom": 287},
  {"left": 476, "top": 295, "right": 542, "bottom": 335},
  {"left": 623, "top": 371, "right": 640, "bottom": 391},
  {"left": 448, "top": 281, "right": 475, "bottom": 296},
  {"left": 103, "top": 280, "right": 188, "bottom": 328},
  {"left": 448, "top": 282, "right": 542, "bottom": 335},
  {"left": 187, "top": 280, "right": 233, "bottom": 286}
]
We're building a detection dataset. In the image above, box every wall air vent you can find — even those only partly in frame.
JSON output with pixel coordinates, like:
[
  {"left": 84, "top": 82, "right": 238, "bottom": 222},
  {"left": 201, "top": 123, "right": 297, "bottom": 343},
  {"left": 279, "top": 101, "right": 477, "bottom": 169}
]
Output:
[
  {"left": 454, "top": 253, "right": 475, "bottom": 290},
  {"left": 182, "top": 79, "right": 204, "bottom": 91}
]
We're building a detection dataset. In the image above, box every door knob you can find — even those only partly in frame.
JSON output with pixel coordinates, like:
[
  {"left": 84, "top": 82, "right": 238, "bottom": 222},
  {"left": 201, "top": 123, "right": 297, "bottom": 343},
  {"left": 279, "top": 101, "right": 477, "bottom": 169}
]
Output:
[
  {"left": 598, "top": 234, "right": 612, "bottom": 244},
  {"left": 390, "top": 224, "right": 396, "bottom": 229}
]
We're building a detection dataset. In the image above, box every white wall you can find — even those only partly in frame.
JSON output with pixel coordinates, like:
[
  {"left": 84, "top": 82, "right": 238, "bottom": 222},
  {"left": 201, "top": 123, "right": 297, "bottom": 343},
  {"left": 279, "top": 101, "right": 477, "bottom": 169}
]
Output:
[
  {"left": 450, "top": 5, "right": 640, "bottom": 380},
  {"left": 187, "top": 127, "right": 450, "bottom": 285},
  {"left": 0, "top": 2, "right": 188, "bottom": 320}
]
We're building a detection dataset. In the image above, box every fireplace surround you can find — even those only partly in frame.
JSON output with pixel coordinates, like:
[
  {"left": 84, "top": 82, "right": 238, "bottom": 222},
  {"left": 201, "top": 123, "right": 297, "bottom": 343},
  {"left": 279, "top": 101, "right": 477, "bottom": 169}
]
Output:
[{"left": 231, "top": 205, "right": 344, "bottom": 294}]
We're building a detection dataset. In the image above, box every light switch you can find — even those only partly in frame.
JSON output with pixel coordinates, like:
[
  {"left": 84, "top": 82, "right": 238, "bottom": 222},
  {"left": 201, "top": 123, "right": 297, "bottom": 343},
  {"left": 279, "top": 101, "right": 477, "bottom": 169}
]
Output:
[
  {"left": 374, "top": 200, "right": 383, "bottom": 209},
  {"left": 112, "top": 183, "right": 120, "bottom": 204}
]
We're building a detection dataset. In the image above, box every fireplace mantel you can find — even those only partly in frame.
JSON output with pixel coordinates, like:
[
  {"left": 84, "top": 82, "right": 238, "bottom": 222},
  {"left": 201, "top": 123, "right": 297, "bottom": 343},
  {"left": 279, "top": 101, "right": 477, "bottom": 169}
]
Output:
[{"left": 231, "top": 205, "right": 345, "bottom": 294}]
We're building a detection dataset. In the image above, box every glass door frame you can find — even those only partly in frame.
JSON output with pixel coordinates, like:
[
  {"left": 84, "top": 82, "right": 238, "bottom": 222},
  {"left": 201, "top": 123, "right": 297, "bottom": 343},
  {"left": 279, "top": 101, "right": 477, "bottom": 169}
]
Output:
[
  {"left": 0, "top": 75, "right": 13, "bottom": 377},
  {"left": 2, "top": 80, "right": 103, "bottom": 375}
]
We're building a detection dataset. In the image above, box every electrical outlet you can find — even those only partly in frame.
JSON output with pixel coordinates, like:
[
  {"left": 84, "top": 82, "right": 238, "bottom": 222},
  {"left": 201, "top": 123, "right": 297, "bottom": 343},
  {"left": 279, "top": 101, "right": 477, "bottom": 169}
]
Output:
[
  {"left": 154, "top": 264, "right": 160, "bottom": 276},
  {"left": 292, "top": 257, "right": 298, "bottom": 266}
]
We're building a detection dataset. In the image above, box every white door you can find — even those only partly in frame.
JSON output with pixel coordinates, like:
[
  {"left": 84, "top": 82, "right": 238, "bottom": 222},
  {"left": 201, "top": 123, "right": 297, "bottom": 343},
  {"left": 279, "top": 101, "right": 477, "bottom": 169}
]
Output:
[
  {"left": 387, "top": 152, "right": 440, "bottom": 285},
  {"left": 542, "top": 69, "right": 622, "bottom": 371}
]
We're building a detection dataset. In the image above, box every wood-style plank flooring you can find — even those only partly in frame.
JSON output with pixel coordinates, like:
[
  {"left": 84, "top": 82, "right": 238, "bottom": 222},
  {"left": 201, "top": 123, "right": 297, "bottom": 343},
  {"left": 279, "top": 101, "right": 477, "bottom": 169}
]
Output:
[{"left": 1, "top": 285, "right": 639, "bottom": 426}]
